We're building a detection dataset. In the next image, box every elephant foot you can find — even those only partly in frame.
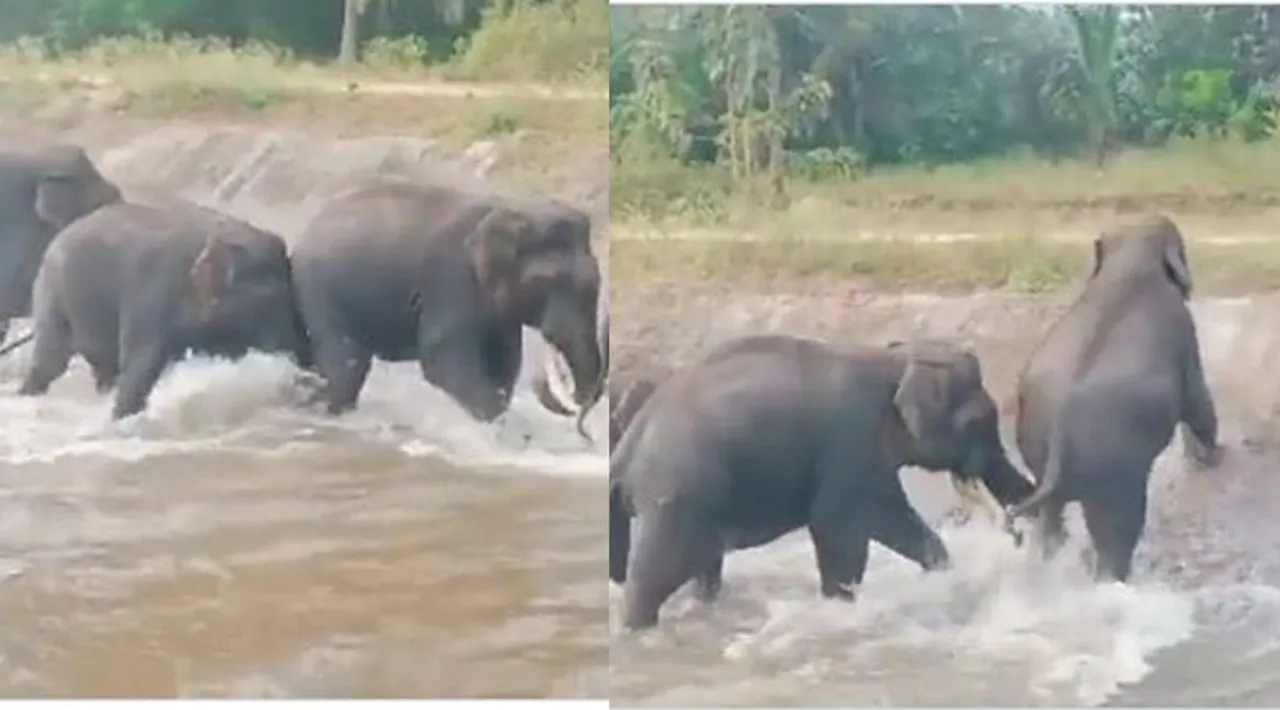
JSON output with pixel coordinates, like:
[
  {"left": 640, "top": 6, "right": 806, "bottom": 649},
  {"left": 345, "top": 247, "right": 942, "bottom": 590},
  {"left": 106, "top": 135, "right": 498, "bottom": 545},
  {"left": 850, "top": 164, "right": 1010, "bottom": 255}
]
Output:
[
  {"left": 819, "top": 580, "right": 858, "bottom": 602},
  {"left": 1183, "top": 436, "right": 1223, "bottom": 471}
]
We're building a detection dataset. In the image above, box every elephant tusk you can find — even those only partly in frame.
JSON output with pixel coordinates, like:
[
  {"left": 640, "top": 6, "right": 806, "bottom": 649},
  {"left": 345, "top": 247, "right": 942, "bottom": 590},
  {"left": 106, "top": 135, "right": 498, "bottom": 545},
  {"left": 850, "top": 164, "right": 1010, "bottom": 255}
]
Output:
[
  {"left": 950, "top": 474, "right": 1024, "bottom": 547},
  {"left": 541, "top": 346, "right": 581, "bottom": 415}
]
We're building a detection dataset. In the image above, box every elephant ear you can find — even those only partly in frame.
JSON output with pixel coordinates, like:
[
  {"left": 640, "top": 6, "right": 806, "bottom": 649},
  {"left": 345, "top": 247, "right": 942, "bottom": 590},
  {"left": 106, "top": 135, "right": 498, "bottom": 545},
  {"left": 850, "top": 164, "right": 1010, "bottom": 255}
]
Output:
[
  {"left": 1158, "top": 224, "right": 1193, "bottom": 299},
  {"left": 891, "top": 341, "right": 975, "bottom": 445},
  {"left": 33, "top": 146, "right": 106, "bottom": 231},
  {"left": 187, "top": 237, "right": 236, "bottom": 322},
  {"left": 467, "top": 207, "right": 529, "bottom": 323}
]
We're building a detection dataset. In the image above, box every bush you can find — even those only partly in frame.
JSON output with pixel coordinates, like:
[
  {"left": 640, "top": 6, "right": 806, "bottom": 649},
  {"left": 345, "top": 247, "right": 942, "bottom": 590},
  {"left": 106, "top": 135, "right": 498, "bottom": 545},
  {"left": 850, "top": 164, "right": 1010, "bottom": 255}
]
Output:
[{"left": 452, "top": 0, "right": 607, "bottom": 83}]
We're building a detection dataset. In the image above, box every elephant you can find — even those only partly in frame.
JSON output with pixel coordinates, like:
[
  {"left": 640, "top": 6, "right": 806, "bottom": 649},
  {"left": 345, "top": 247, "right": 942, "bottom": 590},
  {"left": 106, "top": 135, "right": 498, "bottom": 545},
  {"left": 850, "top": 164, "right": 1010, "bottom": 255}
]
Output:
[
  {"left": 609, "top": 333, "right": 1035, "bottom": 630},
  {"left": 18, "top": 200, "right": 311, "bottom": 419},
  {"left": 532, "top": 311, "right": 613, "bottom": 440},
  {"left": 0, "top": 144, "right": 122, "bottom": 342},
  {"left": 1006, "top": 214, "right": 1223, "bottom": 583},
  {"left": 289, "top": 179, "right": 606, "bottom": 423}
]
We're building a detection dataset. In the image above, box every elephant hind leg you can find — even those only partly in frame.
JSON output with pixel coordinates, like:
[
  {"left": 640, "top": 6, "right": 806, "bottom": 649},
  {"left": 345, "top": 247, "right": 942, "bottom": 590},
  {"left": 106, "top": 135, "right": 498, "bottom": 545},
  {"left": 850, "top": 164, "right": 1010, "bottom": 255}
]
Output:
[
  {"left": 1081, "top": 482, "right": 1147, "bottom": 583},
  {"left": 623, "top": 500, "right": 719, "bottom": 630},
  {"left": 19, "top": 308, "right": 74, "bottom": 396},
  {"left": 1035, "top": 499, "right": 1068, "bottom": 563}
]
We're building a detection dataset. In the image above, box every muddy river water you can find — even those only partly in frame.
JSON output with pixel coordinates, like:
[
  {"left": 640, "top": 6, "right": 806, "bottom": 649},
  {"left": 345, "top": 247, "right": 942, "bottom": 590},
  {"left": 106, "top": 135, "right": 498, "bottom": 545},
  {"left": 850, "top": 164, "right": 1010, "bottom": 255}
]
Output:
[
  {"left": 610, "top": 292, "right": 1280, "bottom": 706},
  {"left": 0, "top": 127, "right": 609, "bottom": 698}
]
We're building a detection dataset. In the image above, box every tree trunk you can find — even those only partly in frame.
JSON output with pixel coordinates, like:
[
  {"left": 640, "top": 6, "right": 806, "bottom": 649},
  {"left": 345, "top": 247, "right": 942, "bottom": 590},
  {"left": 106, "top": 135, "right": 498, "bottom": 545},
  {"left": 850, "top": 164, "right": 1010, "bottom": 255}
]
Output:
[{"left": 340, "top": 0, "right": 361, "bottom": 65}]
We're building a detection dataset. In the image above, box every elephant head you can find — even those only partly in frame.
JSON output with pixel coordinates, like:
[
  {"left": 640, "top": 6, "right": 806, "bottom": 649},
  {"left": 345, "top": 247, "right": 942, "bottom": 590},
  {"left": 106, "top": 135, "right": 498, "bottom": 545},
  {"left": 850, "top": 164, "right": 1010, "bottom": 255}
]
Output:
[
  {"left": 1090, "top": 214, "right": 1193, "bottom": 299},
  {"left": 185, "top": 227, "right": 311, "bottom": 369},
  {"left": 886, "top": 340, "right": 1035, "bottom": 526},
  {"left": 0, "top": 144, "right": 121, "bottom": 337},
  {"left": 468, "top": 200, "right": 605, "bottom": 420}
]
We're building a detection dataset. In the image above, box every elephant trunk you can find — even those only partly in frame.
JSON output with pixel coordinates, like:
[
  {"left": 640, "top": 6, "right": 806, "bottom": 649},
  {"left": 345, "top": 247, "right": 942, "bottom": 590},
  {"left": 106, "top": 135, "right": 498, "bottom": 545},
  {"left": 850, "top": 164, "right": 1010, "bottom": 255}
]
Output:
[{"left": 537, "top": 307, "right": 607, "bottom": 438}]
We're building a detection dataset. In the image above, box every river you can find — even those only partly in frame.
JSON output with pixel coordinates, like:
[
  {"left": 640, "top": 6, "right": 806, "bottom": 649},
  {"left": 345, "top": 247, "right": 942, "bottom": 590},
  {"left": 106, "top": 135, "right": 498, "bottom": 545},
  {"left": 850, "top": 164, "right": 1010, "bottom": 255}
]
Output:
[
  {"left": 0, "top": 125, "right": 609, "bottom": 698},
  {"left": 609, "top": 291, "right": 1280, "bottom": 706}
]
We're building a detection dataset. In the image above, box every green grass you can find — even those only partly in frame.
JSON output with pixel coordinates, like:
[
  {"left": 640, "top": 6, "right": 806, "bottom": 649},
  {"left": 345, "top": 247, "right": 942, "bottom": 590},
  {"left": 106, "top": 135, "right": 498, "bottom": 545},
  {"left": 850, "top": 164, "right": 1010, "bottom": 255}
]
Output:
[
  {"left": 612, "top": 234, "right": 1280, "bottom": 296},
  {"left": 610, "top": 136, "right": 1280, "bottom": 293}
]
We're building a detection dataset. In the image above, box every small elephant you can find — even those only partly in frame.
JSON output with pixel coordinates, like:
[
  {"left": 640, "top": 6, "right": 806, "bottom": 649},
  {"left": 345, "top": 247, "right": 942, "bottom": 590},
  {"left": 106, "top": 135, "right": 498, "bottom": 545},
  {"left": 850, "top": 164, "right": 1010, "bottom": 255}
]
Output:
[
  {"left": 290, "top": 179, "right": 606, "bottom": 422},
  {"left": 1008, "top": 214, "right": 1223, "bottom": 582},
  {"left": 609, "top": 333, "right": 1034, "bottom": 630},
  {"left": 20, "top": 201, "right": 311, "bottom": 419},
  {"left": 0, "top": 144, "right": 122, "bottom": 341}
]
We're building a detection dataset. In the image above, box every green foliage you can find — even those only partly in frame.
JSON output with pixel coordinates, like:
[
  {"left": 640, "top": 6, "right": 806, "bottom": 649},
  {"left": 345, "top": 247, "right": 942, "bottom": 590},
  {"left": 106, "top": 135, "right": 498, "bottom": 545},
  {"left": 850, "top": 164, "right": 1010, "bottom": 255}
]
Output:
[
  {"left": 0, "top": 0, "right": 605, "bottom": 84},
  {"left": 452, "top": 0, "right": 608, "bottom": 83},
  {"left": 610, "top": 4, "right": 1280, "bottom": 203}
]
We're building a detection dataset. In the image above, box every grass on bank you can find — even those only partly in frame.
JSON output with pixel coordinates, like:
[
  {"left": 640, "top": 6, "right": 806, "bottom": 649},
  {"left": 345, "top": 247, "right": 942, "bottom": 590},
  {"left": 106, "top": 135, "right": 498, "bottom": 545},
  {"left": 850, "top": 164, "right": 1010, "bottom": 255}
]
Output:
[
  {"left": 612, "top": 137, "right": 1280, "bottom": 230},
  {"left": 0, "top": 26, "right": 607, "bottom": 148},
  {"left": 612, "top": 233, "right": 1280, "bottom": 296},
  {"left": 611, "top": 137, "right": 1280, "bottom": 294},
  {"left": 0, "top": 1, "right": 606, "bottom": 114}
]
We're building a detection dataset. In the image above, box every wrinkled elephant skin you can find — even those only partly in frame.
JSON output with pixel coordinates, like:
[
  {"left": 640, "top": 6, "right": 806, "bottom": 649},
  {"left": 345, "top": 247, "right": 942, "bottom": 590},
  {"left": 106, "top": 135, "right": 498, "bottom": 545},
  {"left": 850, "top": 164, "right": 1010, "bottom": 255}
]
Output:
[
  {"left": 19, "top": 201, "right": 310, "bottom": 419},
  {"left": 610, "top": 333, "right": 1034, "bottom": 630},
  {"left": 290, "top": 179, "right": 605, "bottom": 423},
  {"left": 1009, "top": 213, "right": 1223, "bottom": 582}
]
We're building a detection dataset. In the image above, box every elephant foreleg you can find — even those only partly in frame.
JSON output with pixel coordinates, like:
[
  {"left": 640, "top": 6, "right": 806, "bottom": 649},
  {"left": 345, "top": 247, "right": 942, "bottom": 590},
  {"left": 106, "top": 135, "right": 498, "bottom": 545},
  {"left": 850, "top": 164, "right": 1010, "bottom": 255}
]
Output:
[
  {"left": 693, "top": 551, "right": 724, "bottom": 603},
  {"left": 312, "top": 332, "right": 372, "bottom": 415},
  {"left": 808, "top": 490, "right": 872, "bottom": 601},
  {"left": 113, "top": 340, "right": 173, "bottom": 419},
  {"left": 869, "top": 482, "right": 950, "bottom": 572},
  {"left": 18, "top": 310, "right": 73, "bottom": 396},
  {"left": 82, "top": 349, "right": 119, "bottom": 394}
]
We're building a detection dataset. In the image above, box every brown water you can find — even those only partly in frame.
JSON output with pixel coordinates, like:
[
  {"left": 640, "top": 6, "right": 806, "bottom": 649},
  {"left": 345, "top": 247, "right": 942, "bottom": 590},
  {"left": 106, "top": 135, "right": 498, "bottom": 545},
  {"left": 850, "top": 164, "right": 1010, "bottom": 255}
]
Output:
[
  {"left": 0, "top": 127, "right": 609, "bottom": 698},
  {"left": 610, "top": 293, "right": 1280, "bottom": 707}
]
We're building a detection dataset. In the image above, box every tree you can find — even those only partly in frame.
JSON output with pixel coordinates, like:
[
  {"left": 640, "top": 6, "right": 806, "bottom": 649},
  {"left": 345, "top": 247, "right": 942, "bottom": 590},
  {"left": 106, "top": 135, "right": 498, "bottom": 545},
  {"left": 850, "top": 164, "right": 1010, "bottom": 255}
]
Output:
[{"left": 340, "top": 0, "right": 366, "bottom": 65}]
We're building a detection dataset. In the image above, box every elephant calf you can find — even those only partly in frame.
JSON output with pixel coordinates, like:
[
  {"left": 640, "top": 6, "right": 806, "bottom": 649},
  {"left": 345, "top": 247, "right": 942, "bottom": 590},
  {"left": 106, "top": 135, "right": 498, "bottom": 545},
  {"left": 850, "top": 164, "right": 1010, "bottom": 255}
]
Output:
[
  {"left": 1009, "top": 214, "right": 1223, "bottom": 582},
  {"left": 20, "top": 201, "right": 311, "bottom": 419},
  {"left": 610, "top": 333, "right": 1035, "bottom": 630},
  {"left": 290, "top": 179, "right": 606, "bottom": 422}
]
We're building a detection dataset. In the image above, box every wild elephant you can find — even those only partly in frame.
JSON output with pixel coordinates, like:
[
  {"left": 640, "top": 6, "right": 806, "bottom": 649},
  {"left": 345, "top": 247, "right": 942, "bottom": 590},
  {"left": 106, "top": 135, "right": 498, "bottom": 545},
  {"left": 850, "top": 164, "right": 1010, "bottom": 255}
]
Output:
[
  {"left": 19, "top": 201, "right": 311, "bottom": 419},
  {"left": 0, "top": 144, "right": 122, "bottom": 341},
  {"left": 1007, "top": 214, "right": 1223, "bottom": 582},
  {"left": 290, "top": 179, "right": 605, "bottom": 422},
  {"left": 609, "top": 333, "right": 1034, "bottom": 630}
]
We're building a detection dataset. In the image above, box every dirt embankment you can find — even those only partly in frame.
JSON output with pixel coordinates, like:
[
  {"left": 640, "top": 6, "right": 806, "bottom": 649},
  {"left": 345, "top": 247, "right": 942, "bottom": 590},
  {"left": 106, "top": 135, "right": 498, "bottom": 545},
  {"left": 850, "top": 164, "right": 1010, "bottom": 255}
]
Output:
[
  {"left": 0, "top": 79, "right": 609, "bottom": 240},
  {"left": 611, "top": 282, "right": 1280, "bottom": 448}
]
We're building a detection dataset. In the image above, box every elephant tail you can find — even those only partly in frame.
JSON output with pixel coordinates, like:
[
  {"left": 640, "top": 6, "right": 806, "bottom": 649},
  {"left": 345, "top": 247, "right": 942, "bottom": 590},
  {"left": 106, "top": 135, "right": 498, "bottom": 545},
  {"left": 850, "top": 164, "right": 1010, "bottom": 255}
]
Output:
[
  {"left": 1007, "top": 414, "right": 1069, "bottom": 520},
  {"left": 0, "top": 330, "right": 34, "bottom": 358},
  {"left": 610, "top": 477, "right": 632, "bottom": 584}
]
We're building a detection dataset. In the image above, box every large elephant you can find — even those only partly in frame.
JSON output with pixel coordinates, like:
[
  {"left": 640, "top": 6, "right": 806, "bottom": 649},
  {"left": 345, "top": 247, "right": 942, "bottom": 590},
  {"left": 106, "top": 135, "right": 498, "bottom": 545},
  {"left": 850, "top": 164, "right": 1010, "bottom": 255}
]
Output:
[
  {"left": 290, "top": 179, "right": 605, "bottom": 422},
  {"left": 1007, "top": 214, "right": 1223, "bottom": 582},
  {"left": 609, "top": 333, "right": 1034, "bottom": 630},
  {"left": 0, "top": 144, "right": 122, "bottom": 341},
  {"left": 19, "top": 201, "right": 311, "bottom": 419}
]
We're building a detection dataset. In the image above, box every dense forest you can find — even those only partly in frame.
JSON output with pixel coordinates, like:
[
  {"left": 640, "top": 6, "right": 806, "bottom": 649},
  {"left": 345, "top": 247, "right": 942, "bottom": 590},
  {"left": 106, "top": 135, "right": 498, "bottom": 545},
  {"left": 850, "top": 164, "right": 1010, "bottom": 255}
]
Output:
[
  {"left": 609, "top": 4, "right": 1280, "bottom": 195},
  {"left": 0, "top": 0, "right": 606, "bottom": 81}
]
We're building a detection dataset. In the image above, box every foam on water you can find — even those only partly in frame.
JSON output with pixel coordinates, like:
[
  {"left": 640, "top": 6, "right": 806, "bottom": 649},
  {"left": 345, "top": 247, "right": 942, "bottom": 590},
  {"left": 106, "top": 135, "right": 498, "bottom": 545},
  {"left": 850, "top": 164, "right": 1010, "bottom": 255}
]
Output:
[
  {"left": 611, "top": 515, "right": 1208, "bottom": 705},
  {"left": 0, "top": 323, "right": 606, "bottom": 477}
]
